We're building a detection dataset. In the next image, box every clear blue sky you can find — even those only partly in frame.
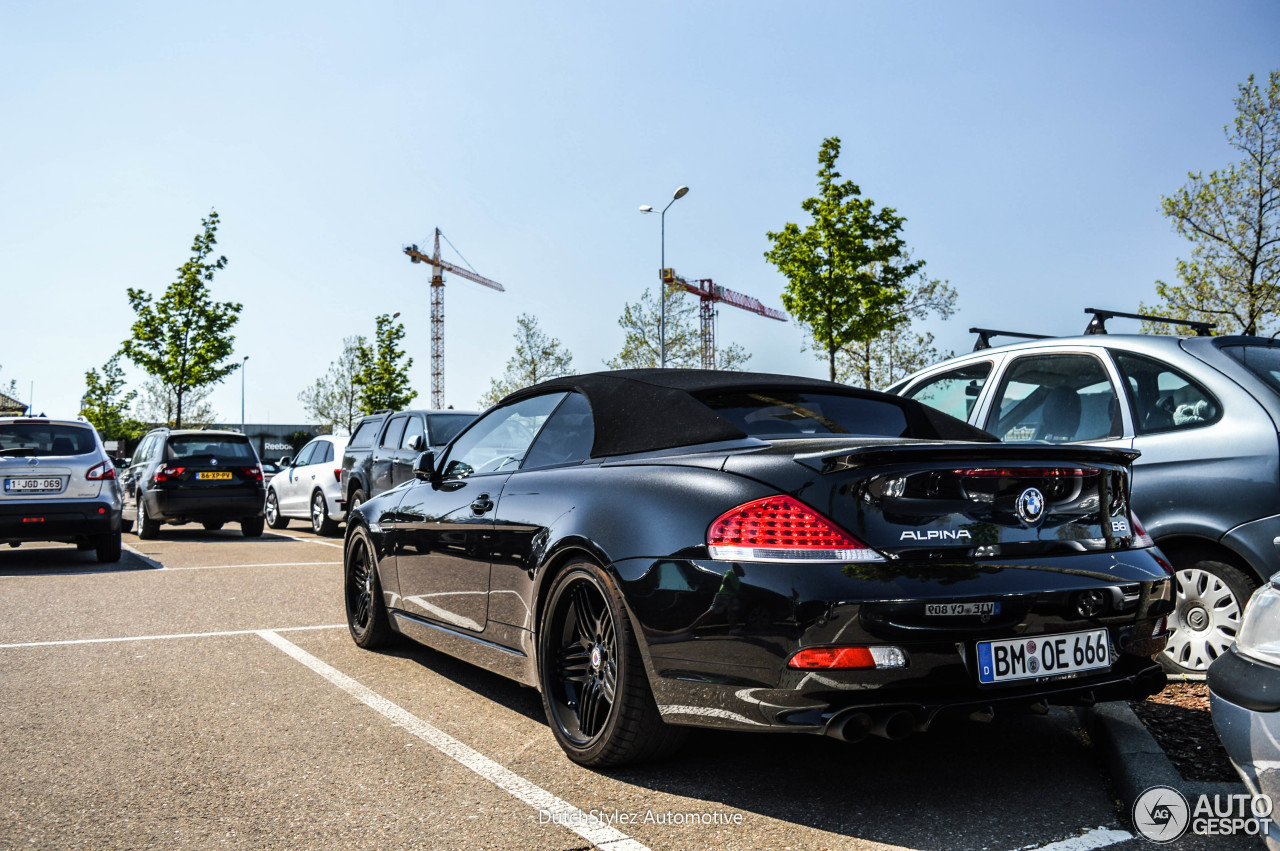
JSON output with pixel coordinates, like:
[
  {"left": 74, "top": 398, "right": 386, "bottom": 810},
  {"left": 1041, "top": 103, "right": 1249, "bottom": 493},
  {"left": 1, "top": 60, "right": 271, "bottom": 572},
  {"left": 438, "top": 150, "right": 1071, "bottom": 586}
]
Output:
[{"left": 2, "top": 2, "right": 1277, "bottom": 424}]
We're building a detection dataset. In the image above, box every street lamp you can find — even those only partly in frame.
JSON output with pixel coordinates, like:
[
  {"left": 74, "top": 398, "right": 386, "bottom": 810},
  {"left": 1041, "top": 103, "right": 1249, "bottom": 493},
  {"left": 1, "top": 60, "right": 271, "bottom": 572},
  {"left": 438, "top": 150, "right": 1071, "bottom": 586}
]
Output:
[
  {"left": 639, "top": 185, "right": 689, "bottom": 368},
  {"left": 240, "top": 356, "right": 249, "bottom": 433}
]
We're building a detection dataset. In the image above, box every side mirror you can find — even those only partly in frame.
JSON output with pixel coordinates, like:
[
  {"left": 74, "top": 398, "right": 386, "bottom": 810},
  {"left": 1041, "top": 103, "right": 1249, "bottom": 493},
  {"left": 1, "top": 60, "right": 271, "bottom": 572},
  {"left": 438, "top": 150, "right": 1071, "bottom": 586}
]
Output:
[
  {"left": 407, "top": 433, "right": 425, "bottom": 452},
  {"left": 278, "top": 456, "right": 292, "bottom": 467},
  {"left": 413, "top": 450, "right": 439, "bottom": 483}
]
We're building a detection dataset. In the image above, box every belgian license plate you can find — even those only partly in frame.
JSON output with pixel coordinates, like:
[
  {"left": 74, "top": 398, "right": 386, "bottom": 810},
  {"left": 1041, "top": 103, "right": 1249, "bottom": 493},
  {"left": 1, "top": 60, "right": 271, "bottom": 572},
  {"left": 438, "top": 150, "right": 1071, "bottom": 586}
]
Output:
[
  {"left": 4, "top": 477, "right": 63, "bottom": 493},
  {"left": 927, "top": 601, "right": 999, "bottom": 617},
  {"left": 977, "top": 629, "right": 1110, "bottom": 684},
  {"left": 197, "top": 471, "right": 232, "bottom": 480}
]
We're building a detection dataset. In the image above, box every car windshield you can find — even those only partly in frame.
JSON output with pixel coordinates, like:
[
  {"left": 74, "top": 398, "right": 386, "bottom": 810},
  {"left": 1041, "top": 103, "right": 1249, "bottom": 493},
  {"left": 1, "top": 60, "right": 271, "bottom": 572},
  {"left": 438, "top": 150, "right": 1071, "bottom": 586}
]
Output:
[
  {"left": 166, "top": 435, "right": 256, "bottom": 462},
  {"left": 0, "top": 423, "right": 97, "bottom": 456},
  {"left": 427, "top": 413, "right": 477, "bottom": 446},
  {"left": 696, "top": 389, "right": 911, "bottom": 438}
]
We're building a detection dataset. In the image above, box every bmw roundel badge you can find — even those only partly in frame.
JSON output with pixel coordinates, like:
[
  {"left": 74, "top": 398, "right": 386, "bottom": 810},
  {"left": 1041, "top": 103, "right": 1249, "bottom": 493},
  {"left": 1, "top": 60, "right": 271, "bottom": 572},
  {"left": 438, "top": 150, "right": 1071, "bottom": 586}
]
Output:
[{"left": 1016, "top": 487, "right": 1045, "bottom": 525}]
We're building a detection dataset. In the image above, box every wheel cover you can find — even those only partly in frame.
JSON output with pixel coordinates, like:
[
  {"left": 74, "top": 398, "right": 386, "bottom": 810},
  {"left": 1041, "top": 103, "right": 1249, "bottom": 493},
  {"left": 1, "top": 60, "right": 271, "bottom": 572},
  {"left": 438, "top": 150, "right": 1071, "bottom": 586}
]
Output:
[
  {"left": 1165, "top": 567, "right": 1243, "bottom": 671},
  {"left": 311, "top": 493, "right": 325, "bottom": 530},
  {"left": 266, "top": 493, "right": 278, "bottom": 524},
  {"left": 548, "top": 579, "right": 617, "bottom": 745},
  {"left": 346, "top": 538, "right": 375, "bottom": 632}
]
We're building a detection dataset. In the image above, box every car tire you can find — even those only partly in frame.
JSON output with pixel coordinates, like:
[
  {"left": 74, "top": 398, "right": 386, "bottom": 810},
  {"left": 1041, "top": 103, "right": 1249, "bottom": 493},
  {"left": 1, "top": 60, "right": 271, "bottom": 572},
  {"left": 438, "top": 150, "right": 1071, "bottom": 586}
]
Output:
[
  {"left": 538, "top": 561, "right": 686, "bottom": 767},
  {"left": 345, "top": 525, "right": 394, "bottom": 648},
  {"left": 96, "top": 531, "right": 122, "bottom": 563},
  {"left": 265, "top": 490, "right": 288, "bottom": 530},
  {"left": 348, "top": 488, "right": 366, "bottom": 517},
  {"left": 136, "top": 493, "right": 159, "bottom": 540},
  {"left": 202, "top": 521, "right": 224, "bottom": 531},
  {"left": 1161, "top": 552, "right": 1259, "bottom": 677},
  {"left": 241, "top": 516, "right": 265, "bottom": 538},
  {"left": 311, "top": 490, "right": 338, "bottom": 536}
]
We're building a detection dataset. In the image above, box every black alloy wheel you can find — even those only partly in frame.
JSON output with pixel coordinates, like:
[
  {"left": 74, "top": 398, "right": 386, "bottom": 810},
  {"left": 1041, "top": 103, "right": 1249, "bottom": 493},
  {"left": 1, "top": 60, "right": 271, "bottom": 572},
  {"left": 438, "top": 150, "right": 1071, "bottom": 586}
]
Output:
[
  {"left": 345, "top": 526, "right": 392, "bottom": 648},
  {"left": 265, "top": 490, "right": 289, "bottom": 529},
  {"left": 347, "top": 489, "right": 366, "bottom": 517},
  {"left": 136, "top": 493, "right": 159, "bottom": 540},
  {"left": 538, "top": 562, "right": 685, "bottom": 767},
  {"left": 311, "top": 491, "right": 337, "bottom": 536}
]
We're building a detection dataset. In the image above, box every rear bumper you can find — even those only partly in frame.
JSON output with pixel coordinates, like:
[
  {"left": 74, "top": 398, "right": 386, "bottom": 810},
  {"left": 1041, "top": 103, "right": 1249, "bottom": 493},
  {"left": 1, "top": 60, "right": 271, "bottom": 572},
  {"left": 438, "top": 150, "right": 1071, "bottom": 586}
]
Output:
[
  {"left": 147, "top": 489, "right": 265, "bottom": 522},
  {"left": 0, "top": 500, "right": 121, "bottom": 542}
]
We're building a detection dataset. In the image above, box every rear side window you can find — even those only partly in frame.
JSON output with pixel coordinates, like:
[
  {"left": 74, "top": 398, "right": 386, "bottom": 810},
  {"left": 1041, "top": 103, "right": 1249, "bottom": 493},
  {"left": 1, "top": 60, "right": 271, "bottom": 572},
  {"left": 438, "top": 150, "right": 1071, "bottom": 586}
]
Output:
[
  {"left": 166, "top": 435, "right": 255, "bottom": 461},
  {"left": 522, "top": 393, "right": 594, "bottom": 469},
  {"left": 904, "top": 362, "right": 992, "bottom": 422},
  {"left": 0, "top": 423, "right": 96, "bottom": 457},
  {"left": 987, "top": 354, "right": 1121, "bottom": 443},
  {"left": 696, "top": 389, "right": 910, "bottom": 438},
  {"left": 1111, "top": 350, "right": 1220, "bottom": 434},
  {"left": 381, "top": 416, "right": 407, "bottom": 449},
  {"left": 1224, "top": 345, "right": 1280, "bottom": 393},
  {"left": 426, "top": 413, "right": 476, "bottom": 447},
  {"left": 348, "top": 418, "right": 382, "bottom": 449},
  {"left": 319, "top": 442, "right": 335, "bottom": 464}
]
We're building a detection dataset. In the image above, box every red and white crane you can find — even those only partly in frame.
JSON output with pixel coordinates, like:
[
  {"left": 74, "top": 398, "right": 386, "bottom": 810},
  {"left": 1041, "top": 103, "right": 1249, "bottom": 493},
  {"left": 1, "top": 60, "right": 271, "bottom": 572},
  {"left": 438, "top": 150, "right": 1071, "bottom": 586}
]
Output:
[
  {"left": 404, "top": 229, "right": 505, "bottom": 409},
  {"left": 662, "top": 268, "right": 787, "bottom": 369}
]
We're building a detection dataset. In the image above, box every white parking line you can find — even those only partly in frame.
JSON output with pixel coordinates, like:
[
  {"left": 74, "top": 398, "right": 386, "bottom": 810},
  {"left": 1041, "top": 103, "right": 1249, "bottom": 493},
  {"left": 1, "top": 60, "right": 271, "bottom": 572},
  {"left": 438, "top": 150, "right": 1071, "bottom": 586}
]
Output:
[
  {"left": 1018, "top": 826, "right": 1133, "bottom": 851},
  {"left": 257, "top": 629, "right": 652, "bottom": 851},
  {"left": 160, "top": 561, "right": 341, "bottom": 571},
  {"left": 0, "top": 624, "right": 346, "bottom": 650},
  {"left": 271, "top": 534, "right": 345, "bottom": 549}
]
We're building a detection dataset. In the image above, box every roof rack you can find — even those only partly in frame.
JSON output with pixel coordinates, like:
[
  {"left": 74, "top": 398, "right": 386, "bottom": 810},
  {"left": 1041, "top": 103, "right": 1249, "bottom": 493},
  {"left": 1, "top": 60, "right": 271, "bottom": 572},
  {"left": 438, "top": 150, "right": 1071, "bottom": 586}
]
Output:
[
  {"left": 970, "top": 327, "right": 1051, "bottom": 351},
  {"left": 1083, "top": 308, "right": 1215, "bottom": 336}
]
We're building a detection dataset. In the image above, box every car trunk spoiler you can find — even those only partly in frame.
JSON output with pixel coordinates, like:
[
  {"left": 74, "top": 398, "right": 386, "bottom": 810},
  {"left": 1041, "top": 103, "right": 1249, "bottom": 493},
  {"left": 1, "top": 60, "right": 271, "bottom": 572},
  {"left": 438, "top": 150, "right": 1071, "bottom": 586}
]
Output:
[{"left": 793, "top": 441, "right": 1140, "bottom": 475}]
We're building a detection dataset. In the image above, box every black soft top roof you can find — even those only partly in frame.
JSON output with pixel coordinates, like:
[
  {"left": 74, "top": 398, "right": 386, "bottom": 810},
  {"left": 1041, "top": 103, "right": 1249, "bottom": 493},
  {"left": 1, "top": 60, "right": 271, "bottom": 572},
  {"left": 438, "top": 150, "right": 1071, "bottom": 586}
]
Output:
[{"left": 500, "top": 369, "right": 996, "bottom": 458}]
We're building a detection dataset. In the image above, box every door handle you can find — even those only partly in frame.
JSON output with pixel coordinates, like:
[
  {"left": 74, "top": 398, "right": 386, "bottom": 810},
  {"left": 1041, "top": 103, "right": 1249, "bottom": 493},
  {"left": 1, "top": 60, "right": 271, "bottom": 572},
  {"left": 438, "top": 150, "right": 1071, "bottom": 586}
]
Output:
[{"left": 471, "top": 494, "right": 494, "bottom": 514}]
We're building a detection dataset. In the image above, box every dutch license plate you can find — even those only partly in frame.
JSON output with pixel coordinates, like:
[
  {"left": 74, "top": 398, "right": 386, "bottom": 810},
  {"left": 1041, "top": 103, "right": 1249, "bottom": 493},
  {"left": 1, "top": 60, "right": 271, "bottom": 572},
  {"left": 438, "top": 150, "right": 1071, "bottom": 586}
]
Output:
[
  {"left": 197, "top": 471, "right": 233, "bottom": 481},
  {"left": 927, "top": 601, "right": 999, "bottom": 617},
  {"left": 4, "top": 477, "right": 63, "bottom": 493},
  {"left": 976, "top": 629, "right": 1110, "bottom": 684}
]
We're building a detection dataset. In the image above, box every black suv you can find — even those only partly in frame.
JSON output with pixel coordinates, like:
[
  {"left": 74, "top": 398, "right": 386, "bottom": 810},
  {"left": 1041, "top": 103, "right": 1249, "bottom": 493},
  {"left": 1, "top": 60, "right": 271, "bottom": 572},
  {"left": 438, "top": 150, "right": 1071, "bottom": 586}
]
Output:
[
  {"left": 339, "top": 409, "right": 478, "bottom": 514},
  {"left": 124, "top": 428, "right": 266, "bottom": 539}
]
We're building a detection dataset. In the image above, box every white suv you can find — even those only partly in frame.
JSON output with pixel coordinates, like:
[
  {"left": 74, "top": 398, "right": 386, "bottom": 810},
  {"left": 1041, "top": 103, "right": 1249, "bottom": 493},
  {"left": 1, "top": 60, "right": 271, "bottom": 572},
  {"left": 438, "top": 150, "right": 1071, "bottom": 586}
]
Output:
[
  {"left": 264, "top": 434, "right": 348, "bottom": 535},
  {"left": 0, "top": 417, "right": 125, "bottom": 562}
]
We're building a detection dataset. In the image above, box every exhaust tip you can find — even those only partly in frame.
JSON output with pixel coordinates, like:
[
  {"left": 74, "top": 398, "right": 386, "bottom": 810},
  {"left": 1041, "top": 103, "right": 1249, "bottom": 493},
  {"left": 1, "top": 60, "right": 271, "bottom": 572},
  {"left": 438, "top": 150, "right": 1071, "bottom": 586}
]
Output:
[
  {"left": 870, "top": 710, "right": 917, "bottom": 741},
  {"left": 827, "top": 711, "right": 872, "bottom": 743}
]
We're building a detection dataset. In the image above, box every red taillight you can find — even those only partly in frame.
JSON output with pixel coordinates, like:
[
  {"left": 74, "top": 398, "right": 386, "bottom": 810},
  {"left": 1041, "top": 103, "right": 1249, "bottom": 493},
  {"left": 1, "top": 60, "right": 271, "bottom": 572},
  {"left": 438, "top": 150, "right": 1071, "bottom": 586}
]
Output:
[
  {"left": 334, "top": 469, "right": 342, "bottom": 483},
  {"left": 952, "top": 467, "right": 1098, "bottom": 478},
  {"left": 787, "top": 645, "right": 908, "bottom": 670},
  {"left": 241, "top": 466, "right": 263, "bottom": 483},
  {"left": 707, "top": 495, "right": 883, "bottom": 563},
  {"left": 154, "top": 466, "right": 185, "bottom": 482},
  {"left": 1130, "top": 512, "right": 1155, "bottom": 549},
  {"left": 86, "top": 461, "right": 115, "bottom": 481}
]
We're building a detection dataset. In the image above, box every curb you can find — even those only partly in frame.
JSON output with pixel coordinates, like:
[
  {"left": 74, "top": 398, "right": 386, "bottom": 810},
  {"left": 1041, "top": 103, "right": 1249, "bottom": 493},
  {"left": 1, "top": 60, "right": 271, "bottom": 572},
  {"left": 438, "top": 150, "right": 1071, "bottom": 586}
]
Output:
[{"left": 1078, "top": 701, "right": 1242, "bottom": 808}]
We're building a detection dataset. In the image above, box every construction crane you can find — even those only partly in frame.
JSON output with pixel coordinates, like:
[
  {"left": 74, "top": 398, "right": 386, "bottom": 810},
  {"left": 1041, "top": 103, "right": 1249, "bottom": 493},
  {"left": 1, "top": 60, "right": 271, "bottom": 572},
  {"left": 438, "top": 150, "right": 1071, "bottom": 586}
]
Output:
[
  {"left": 662, "top": 269, "right": 787, "bottom": 369},
  {"left": 404, "top": 229, "right": 505, "bottom": 409}
]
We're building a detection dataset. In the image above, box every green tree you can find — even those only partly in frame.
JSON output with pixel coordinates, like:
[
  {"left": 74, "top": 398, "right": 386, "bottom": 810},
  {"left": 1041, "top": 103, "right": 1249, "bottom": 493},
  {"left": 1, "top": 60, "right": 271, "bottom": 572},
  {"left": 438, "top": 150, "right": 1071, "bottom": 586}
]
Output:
[
  {"left": 836, "top": 269, "right": 958, "bottom": 388},
  {"left": 481, "top": 314, "right": 575, "bottom": 406},
  {"left": 766, "top": 137, "right": 924, "bottom": 380},
  {"left": 0, "top": 364, "right": 18, "bottom": 402},
  {"left": 80, "top": 354, "right": 145, "bottom": 442},
  {"left": 1142, "top": 71, "right": 1280, "bottom": 335},
  {"left": 121, "top": 210, "right": 242, "bottom": 427},
  {"left": 299, "top": 336, "right": 365, "bottom": 433},
  {"left": 606, "top": 283, "right": 750, "bottom": 371},
  {"left": 135, "top": 379, "right": 216, "bottom": 427},
  {"left": 353, "top": 314, "right": 416, "bottom": 413}
]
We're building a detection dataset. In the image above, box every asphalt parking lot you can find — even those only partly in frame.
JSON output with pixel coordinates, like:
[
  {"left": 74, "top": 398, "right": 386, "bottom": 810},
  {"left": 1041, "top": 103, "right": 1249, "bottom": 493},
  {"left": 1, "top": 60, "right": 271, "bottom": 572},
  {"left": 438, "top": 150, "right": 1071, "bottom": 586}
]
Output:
[{"left": 0, "top": 524, "right": 1260, "bottom": 850}]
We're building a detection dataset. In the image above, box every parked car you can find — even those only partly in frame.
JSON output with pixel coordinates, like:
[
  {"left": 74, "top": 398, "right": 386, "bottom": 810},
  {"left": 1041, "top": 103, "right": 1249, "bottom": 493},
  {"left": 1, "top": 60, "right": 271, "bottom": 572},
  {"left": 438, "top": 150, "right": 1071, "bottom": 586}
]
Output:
[
  {"left": 343, "top": 369, "right": 1172, "bottom": 767},
  {"left": 339, "top": 408, "right": 478, "bottom": 514},
  {"left": 0, "top": 416, "right": 124, "bottom": 562},
  {"left": 124, "top": 428, "right": 266, "bottom": 538},
  {"left": 1209, "top": 575, "right": 1280, "bottom": 850},
  {"left": 888, "top": 312, "right": 1280, "bottom": 676},
  {"left": 265, "top": 434, "right": 348, "bottom": 535}
]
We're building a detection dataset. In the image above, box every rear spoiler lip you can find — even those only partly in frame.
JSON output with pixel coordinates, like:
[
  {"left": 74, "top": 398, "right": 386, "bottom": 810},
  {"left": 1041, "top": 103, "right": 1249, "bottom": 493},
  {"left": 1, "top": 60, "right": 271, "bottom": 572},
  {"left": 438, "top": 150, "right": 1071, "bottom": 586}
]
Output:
[{"left": 794, "top": 441, "right": 1141, "bottom": 474}]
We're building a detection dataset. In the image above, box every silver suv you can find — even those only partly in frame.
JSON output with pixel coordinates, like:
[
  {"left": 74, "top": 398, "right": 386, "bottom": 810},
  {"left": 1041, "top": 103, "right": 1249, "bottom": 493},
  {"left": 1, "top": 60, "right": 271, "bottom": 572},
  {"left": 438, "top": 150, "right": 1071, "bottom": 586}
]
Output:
[
  {"left": 0, "top": 417, "right": 124, "bottom": 562},
  {"left": 890, "top": 315, "right": 1280, "bottom": 677}
]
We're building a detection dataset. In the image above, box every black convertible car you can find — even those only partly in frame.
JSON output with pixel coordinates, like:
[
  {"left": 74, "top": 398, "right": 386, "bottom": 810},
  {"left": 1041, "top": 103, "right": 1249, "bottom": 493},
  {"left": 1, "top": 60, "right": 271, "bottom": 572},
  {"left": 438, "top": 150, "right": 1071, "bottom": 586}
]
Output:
[{"left": 343, "top": 369, "right": 1172, "bottom": 766}]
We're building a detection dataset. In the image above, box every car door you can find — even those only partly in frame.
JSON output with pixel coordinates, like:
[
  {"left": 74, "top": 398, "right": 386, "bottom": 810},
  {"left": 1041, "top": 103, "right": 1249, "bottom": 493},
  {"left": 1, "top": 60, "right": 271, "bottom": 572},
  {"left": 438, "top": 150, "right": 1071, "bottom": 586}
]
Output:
[
  {"left": 280, "top": 441, "right": 319, "bottom": 514},
  {"left": 371, "top": 416, "right": 406, "bottom": 497},
  {"left": 389, "top": 393, "right": 566, "bottom": 633}
]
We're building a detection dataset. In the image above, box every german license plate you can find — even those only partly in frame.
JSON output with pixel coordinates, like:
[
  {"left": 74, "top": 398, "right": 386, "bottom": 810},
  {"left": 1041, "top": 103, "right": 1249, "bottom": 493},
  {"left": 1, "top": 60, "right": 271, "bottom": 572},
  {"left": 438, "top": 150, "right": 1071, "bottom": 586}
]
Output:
[
  {"left": 927, "top": 601, "right": 999, "bottom": 617},
  {"left": 4, "top": 477, "right": 63, "bottom": 493},
  {"left": 197, "top": 471, "right": 232, "bottom": 480},
  {"left": 976, "top": 629, "right": 1110, "bottom": 684}
]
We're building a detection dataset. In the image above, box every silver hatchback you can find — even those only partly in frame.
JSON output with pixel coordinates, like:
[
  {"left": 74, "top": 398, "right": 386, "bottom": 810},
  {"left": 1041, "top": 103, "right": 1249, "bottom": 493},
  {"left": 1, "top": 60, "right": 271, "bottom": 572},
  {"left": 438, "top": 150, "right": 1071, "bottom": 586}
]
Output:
[
  {"left": 890, "top": 330, "right": 1280, "bottom": 677},
  {"left": 0, "top": 417, "right": 125, "bottom": 562}
]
